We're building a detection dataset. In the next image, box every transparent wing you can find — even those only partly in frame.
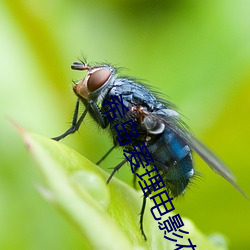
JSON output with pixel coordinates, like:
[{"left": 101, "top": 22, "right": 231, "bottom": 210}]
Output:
[{"left": 147, "top": 109, "right": 247, "bottom": 198}]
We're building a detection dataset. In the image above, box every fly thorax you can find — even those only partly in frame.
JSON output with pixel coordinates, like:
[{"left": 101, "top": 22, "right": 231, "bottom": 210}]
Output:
[{"left": 141, "top": 116, "right": 165, "bottom": 134}]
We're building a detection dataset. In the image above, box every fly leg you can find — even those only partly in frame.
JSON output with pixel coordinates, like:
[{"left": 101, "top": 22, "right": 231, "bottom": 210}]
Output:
[
  {"left": 52, "top": 99, "right": 88, "bottom": 141},
  {"left": 52, "top": 99, "right": 108, "bottom": 141},
  {"left": 96, "top": 145, "right": 116, "bottom": 165},
  {"left": 88, "top": 100, "right": 107, "bottom": 129},
  {"left": 133, "top": 167, "right": 140, "bottom": 188},
  {"left": 140, "top": 195, "right": 147, "bottom": 240},
  {"left": 107, "top": 158, "right": 127, "bottom": 184}
]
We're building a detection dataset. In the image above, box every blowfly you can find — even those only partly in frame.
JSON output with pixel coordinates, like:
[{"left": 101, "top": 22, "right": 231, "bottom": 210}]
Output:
[{"left": 52, "top": 60, "right": 246, "bottom": 238}]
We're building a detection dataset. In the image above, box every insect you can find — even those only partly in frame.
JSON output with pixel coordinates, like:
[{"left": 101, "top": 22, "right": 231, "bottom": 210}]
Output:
[{"left": 52, "top": 60, "right": 246, "bottom": 239}]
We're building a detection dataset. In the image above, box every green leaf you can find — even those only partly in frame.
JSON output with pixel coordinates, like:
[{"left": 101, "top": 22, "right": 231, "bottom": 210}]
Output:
[{"left": 19, "top": 128, "right": 227, "bottom": 250}]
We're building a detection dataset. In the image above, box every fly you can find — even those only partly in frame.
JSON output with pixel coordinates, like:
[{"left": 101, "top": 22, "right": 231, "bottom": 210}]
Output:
[{"left": 52, "top": 60, "right": 247, "bottom": 239}]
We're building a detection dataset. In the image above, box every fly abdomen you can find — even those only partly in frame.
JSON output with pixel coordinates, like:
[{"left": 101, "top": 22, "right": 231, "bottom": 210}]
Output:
[
  {"left": 165, "top": 153, "right": 193, "bottom": 196},
  {"left": 166, "top": 130, "right": 190, "bottom": 159},
  {"left": 165, "top": 129, "right": 194, "bottom": 176},
  {"left": 147, "top": 128, "right": 194, "bottom": 196}
]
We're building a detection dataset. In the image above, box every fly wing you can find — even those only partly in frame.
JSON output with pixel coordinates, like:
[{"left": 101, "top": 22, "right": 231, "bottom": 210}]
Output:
[
  {"left": 171, "top": 123, "right": 247, "bottom": 198},
  {"left": 150, "top": 109, "right": 247, "bottom": 198}
]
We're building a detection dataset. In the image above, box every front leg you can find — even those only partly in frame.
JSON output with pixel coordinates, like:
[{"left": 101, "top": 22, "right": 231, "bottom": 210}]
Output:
[
  {"left": 88, "top": 100, "right": 108, "bottom": 129},
  {"left": 52, "top": 99, "right": 89, "bottom": 141}
]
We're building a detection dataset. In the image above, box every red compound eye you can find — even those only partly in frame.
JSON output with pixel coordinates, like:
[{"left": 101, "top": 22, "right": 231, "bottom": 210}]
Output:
[{"left": 87, "top": 68, "right": 111, "bottom": 92}]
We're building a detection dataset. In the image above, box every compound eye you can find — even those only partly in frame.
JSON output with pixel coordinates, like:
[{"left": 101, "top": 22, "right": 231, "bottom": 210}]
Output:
[{"left": 87, "top": 68, "right": 111, "bottom": 92}]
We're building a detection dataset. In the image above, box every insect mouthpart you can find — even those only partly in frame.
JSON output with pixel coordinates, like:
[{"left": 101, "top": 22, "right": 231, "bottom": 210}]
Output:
[{"left": 72, "top": 61, "right": 112, "bottom": 100}]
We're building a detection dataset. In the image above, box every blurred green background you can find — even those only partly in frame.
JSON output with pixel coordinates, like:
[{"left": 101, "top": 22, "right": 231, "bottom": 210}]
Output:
[{"left": 1, "top": 0, "right": 250, "bottom": 249}]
